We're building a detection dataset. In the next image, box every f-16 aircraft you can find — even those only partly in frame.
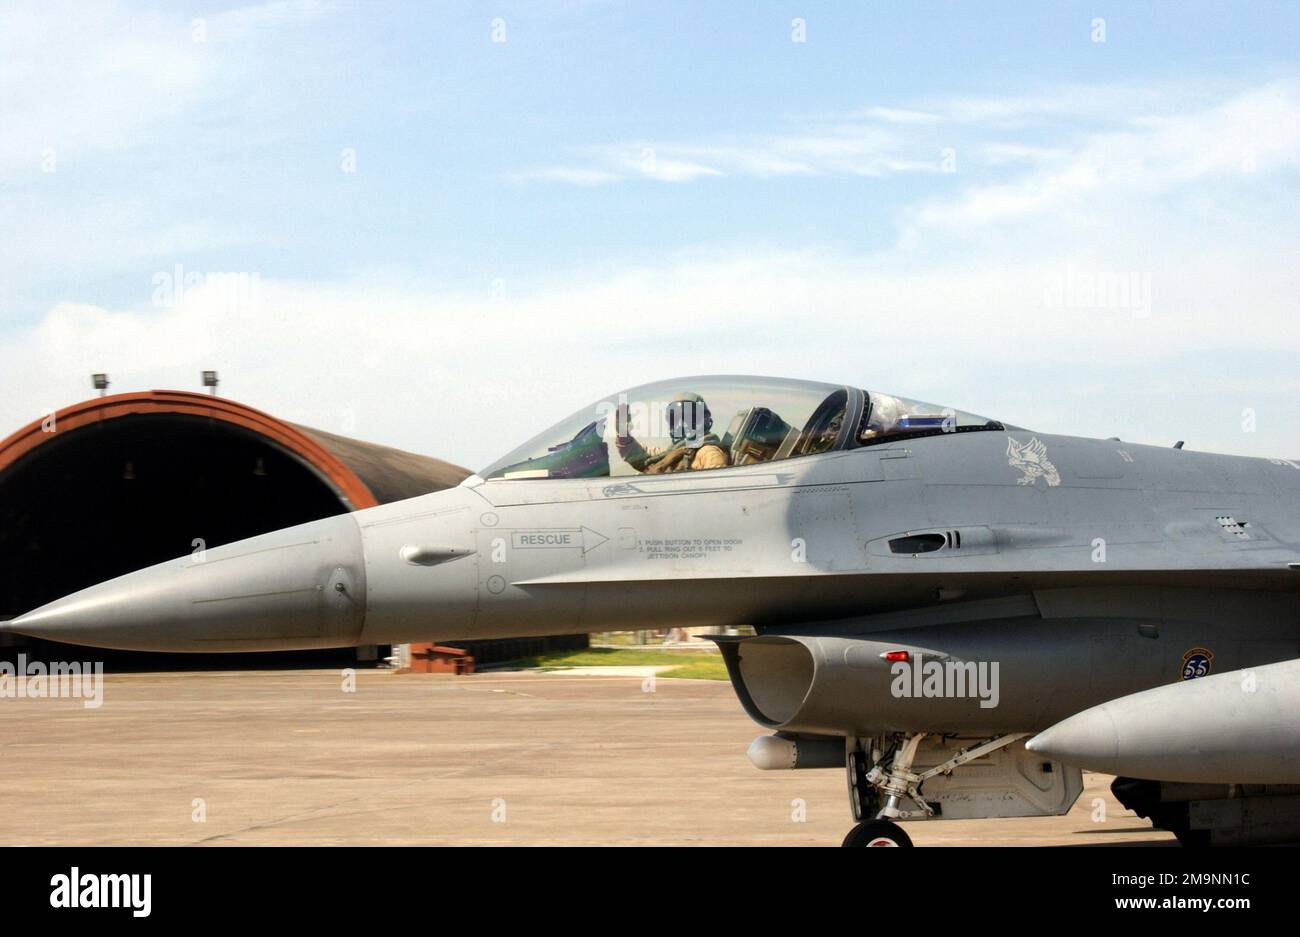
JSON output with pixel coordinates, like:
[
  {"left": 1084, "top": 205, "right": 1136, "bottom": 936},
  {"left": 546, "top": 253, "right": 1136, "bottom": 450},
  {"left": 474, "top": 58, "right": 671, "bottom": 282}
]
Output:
[{"left": 7, "top": 375, "right": 1299, "bottom": 846}]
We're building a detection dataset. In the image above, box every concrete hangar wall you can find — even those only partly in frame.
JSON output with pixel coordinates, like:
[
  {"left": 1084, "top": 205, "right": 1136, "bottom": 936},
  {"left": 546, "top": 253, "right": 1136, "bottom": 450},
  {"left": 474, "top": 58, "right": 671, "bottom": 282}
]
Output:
[{"left": 0, "top": 390, "right": 585, "bottom": 666}]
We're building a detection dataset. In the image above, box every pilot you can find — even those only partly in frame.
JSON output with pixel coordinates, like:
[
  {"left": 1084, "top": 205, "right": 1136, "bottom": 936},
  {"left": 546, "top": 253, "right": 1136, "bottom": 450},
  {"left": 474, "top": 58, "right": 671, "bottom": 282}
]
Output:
[{"left": 614, "top": 392, "right": 731, "bottom": 473}]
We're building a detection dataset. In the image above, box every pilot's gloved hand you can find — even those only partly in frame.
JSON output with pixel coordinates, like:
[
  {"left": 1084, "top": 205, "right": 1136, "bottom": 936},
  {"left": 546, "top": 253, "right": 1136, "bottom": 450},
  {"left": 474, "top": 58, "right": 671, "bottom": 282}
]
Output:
[
  {"left": 647, "top": 448, "right": 688, "bottom": 473},
  {"left": 615, "top": 434, "right": 655, "bottom": 472}
]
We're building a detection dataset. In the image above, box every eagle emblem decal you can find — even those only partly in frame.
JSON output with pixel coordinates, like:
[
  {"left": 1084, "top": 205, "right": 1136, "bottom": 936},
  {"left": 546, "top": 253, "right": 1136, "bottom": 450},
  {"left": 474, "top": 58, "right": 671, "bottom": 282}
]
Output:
[{"left": 1006, "top": 437, "right": 1061, "bottom": 487}]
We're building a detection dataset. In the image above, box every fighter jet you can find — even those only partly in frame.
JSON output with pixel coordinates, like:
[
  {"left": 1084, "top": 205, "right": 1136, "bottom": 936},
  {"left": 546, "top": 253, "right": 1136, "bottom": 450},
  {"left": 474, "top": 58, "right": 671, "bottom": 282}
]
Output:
[{"left": 6, "top": 375, "right": 1299, "bottom": 846}]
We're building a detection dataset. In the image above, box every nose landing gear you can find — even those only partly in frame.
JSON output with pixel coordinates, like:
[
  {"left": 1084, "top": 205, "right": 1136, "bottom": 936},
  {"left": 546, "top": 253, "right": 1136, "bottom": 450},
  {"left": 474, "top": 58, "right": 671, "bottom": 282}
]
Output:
[{"left": 842, "top": 731, "right": 1030, "bottom": 847}]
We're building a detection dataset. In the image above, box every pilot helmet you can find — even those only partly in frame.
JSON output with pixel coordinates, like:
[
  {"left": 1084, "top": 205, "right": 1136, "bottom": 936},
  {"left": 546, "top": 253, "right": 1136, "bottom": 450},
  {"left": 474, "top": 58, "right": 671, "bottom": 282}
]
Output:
[{"left": 665, "top": 391, "right": 712, "bottom": 443}]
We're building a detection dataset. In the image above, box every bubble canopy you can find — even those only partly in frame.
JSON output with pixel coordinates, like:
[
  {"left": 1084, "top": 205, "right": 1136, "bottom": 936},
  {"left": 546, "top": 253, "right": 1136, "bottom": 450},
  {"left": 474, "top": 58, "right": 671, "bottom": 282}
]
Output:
[{"left": 480, "top": 376, "right": 1001, "bottom": 481}]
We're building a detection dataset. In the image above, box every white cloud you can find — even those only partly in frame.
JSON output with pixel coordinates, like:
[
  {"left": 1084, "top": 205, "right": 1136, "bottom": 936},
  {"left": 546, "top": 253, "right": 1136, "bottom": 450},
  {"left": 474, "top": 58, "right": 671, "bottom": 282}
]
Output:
[
  {"left": 615, "top": 150, "right": 725, "bottom": 182},
  {"left": 0, "top": 4, "right": 206, "bottom": 175},
  {"left": 518, "top": 77, "right": 1300, "bottom": 188},
  {"left": 520, "top": 122, "right": 923, "bottom": 184},
  {"left": 910, "top": 80, "right": 1300, "bottom": 230},
  {"left": 0, "top": 1, "right": 326, "bottom": 178},
  {"left": 4, "top": 215, "right": 1296, "bottom": 467}
]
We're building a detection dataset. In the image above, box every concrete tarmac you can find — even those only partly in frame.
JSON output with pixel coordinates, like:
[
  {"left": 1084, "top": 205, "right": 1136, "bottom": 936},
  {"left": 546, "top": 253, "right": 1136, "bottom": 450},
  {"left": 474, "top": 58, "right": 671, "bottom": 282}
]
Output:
[{"left": 1, "top": 669, "right": 1175, "bottom": 846}]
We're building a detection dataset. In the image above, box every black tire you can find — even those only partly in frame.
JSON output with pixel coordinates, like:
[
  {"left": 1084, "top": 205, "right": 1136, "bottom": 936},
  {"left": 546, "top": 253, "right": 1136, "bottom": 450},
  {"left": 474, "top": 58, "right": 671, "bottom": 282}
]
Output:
[{"left": 842, "top": 819, "right": 914, "bottom": 847}]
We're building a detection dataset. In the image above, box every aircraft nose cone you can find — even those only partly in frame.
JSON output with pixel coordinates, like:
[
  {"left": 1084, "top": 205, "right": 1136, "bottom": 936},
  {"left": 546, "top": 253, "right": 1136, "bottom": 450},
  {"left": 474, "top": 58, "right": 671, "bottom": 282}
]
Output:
[
  {"left": 6, "top": 513, "right": 368, "bottom": 653},
  {"left": 1026, "top": 706, "right": 1121, "bottom": 768}
]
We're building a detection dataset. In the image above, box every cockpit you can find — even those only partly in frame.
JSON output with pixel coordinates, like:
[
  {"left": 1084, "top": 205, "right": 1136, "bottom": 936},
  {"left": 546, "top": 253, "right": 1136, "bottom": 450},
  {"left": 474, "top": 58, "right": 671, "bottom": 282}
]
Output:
[{"left": 480, "top": 376, "right": 1002, "bottom": 481}]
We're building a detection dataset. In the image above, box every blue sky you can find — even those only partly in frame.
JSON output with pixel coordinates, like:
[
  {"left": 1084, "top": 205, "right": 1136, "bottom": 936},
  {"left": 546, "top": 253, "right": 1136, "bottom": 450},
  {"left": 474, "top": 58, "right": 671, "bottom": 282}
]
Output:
[{"left": 2, "top": 1, "right": 1297, "bottom": 467}]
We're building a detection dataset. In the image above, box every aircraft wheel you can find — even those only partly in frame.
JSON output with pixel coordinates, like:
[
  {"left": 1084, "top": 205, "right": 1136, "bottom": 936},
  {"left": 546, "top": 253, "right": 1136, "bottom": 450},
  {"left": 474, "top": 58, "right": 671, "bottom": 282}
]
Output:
[{"left": 842, "top": 819, "right": 913, "bottom": 847}]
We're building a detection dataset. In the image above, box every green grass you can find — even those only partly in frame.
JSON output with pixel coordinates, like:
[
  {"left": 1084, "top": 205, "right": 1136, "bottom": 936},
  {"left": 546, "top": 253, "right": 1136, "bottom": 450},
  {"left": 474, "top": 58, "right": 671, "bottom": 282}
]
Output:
[
  {"left": 655, "top": 657, "right": 730, "bottom": 680},
  {"left": 491, "top": 646, "right": 729, "bottom": 680}
]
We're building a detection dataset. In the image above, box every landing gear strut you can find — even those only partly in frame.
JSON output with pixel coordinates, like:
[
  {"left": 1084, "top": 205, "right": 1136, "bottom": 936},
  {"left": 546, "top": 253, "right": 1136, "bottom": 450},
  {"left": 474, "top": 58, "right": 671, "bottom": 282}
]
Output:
[{"left": 843, "top": 731, "right": 1030, "bottom": 847}]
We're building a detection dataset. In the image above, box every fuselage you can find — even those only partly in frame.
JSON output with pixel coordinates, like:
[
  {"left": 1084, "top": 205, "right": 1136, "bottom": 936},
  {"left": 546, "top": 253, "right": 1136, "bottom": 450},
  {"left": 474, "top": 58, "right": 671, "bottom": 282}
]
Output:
[{"left": 356, "top": 428, "right": 1300, "bottom": 645}]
